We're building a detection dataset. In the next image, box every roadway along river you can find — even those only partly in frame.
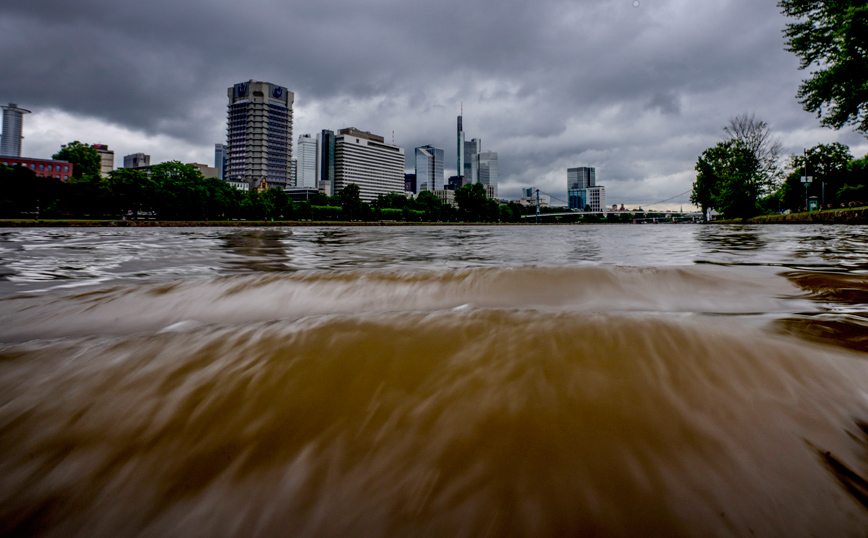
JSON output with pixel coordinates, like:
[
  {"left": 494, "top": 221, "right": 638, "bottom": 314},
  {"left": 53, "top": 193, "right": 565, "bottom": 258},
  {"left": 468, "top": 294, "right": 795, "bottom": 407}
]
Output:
[{"left": 2, "top": 224, "right": 868, "bottom": 537}]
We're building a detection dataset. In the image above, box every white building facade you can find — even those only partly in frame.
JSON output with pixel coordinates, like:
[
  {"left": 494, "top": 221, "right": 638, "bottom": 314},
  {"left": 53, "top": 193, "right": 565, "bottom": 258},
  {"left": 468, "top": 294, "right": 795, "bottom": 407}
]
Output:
[
  {"left": 334, "top": 128, "right": 404, "bottom": 203},
  {"left": 296, "top": 134, "right": 318, "bottom": 188},
  {"left": 0, "top": 103, "right": 31, "bottom": 157}
]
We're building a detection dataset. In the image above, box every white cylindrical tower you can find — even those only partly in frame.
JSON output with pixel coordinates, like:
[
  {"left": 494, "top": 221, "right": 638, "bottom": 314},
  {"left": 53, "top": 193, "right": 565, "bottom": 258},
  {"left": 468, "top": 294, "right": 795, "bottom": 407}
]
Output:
[{"left": 1, "top": 103, "right": 32, "bottom": 157}]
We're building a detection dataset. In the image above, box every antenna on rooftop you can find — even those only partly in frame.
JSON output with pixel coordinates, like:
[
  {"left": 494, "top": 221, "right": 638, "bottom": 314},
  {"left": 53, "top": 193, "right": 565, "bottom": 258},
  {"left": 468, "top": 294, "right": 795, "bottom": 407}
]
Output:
[{"left": 392, "top": 130, "right": 395, "bottom": 144}]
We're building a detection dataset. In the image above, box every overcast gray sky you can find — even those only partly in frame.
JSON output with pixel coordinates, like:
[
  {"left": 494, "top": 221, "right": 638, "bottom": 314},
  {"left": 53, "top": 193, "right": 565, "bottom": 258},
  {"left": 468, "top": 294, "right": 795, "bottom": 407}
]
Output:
[{"left": 2, "top": 0, "right": 866, "bottom": 208}]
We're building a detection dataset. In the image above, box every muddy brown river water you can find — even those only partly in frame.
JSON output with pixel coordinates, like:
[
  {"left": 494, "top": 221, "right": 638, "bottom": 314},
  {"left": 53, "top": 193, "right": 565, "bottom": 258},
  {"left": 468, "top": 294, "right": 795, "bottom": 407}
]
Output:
[{"left": 3, "top": 224, "right": 868, "bottom": 537}]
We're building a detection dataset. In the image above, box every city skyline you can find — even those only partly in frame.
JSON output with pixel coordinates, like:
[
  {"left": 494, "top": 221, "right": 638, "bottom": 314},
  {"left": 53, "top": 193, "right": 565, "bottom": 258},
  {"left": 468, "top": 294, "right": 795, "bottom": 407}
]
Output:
[{"left": 2, "top": 0, "right": 867, "bottom": 209}]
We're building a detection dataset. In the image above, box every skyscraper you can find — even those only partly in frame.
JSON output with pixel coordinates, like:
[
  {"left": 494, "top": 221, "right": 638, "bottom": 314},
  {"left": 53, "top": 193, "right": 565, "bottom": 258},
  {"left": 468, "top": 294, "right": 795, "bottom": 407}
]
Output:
[
  {"left": 415, "top": 145, "right": 445, "bottom": 193},
  {"left": 464, "top": 138, "right": 481, "bottom": 182},
  {"left": 1, "top": 103, "right": 31, "bottom": 157},
  {"left": 568, "top": 167, "right": 595, "bottom": 190},
  {"left": 225, "top": 80, "right": 294, "bottom": 189},
  {"left": 297, "top": 134, "right": 318, "bottom": 188},
  {"left": 214, "top": 144, "right": 226, "bottom": 180},
  {"left": 476, "top": 150, "right": 498, "bottom": 197},
  {"left": 334, "top": 127, "right": 404, "bottom": 202},
  {"left": 317, "top": 129, "right": 336, "bottom": 194},
  {"left": 457, "top": 112, "right": 465, "bottom": 179},
  {"left": 567, "top": 167, "right": 605, "bottom": 211}
]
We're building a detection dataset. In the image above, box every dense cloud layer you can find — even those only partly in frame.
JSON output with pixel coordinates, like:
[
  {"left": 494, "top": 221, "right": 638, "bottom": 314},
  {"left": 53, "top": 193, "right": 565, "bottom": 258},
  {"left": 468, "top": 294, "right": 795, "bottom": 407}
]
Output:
[{"left": 1, "top": 0, "right": 866, "bottom": 206}]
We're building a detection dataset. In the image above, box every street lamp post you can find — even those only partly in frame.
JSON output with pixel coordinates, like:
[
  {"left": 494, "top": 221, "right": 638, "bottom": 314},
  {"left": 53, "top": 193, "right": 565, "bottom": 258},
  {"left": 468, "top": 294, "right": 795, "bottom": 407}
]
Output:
[{"left": 801, "top": 149, "right": 813, "bottom": 211}]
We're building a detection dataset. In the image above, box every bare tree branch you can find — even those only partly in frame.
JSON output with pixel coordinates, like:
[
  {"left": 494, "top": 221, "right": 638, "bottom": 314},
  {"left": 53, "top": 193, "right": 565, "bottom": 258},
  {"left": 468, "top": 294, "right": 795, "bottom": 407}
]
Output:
[{"left": 722, "top": 113, "right": 784, "bottom": 193}]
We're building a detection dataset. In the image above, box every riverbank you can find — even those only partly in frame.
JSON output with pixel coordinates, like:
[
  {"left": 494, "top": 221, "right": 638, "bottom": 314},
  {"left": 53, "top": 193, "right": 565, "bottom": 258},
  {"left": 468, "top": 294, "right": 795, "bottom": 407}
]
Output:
[
  {"left": 0, "top": 219, "right": 532, "bottom": 227},
  {"left": 717, "top": 206, "right": 868, "bottom": 224}
]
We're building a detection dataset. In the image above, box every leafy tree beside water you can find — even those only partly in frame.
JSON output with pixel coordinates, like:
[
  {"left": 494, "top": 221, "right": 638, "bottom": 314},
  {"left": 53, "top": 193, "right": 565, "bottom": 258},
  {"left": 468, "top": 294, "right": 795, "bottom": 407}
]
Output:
[
  {"left": 779, "top": 0, "right": 868, "bottom": 133},
  {"left": 691, "top": 140, "right": 764, "bottom": 219},
  {"left": 780, "top": 142, "right": 853, "bottom": 209},
  {"left": 454, "top": 183, "right": 499, "bottom": 222}
]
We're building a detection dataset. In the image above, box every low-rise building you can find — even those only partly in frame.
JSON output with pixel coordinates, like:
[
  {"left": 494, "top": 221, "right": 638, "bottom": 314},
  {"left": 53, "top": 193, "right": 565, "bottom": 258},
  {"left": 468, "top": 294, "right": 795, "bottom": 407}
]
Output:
[
  {"left": 285, "top": 187, "right": 320, "bottom": 202},
  {"left": 432, "top": 189, "right": 456, "bottom": 207},
  {"left": 519, "top": 188, "right": 550, "bottom": 207},
  {"left": 226, "top": 180, "right": 249, "bottom": 191},
  {"left": 123, "top": 153, "right": 150, "bottom": 169},
  {"left": 0, "top": 157, "right": 73, "bottom": 181},
  {"left": 187, "top": 163, "right": 220, "bottom": 179},
  {"left": 93, "top": 144, "right": 114, "bottom": 178}
]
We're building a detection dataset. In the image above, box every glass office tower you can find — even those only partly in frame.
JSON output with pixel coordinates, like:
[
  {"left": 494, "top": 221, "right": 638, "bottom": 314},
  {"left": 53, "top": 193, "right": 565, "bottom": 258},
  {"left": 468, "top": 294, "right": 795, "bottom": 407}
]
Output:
[{"left": 415, "top": 145, "right": 445, "bottom": 192}]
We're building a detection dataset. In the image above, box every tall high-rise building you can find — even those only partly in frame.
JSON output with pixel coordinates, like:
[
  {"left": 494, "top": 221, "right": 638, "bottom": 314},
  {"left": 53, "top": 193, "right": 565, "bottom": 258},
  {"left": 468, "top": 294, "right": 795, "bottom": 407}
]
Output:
[
  {"left": 225, "top": 80, "right": 294, "bottom": 189},
  {"left": 1, "top": 103, "right": 31, "bottom": 157},
  {"left": 476, "top": 150, "right": 498, "bottom": 197},
  {"left": 334, "top": 127, "right": 404, "bottom": 202},
  {"left": 297, "top": 134, "right": 318, "bottom": 188},
  {"left": 92, "top": 144, "right": 114, "bottom": 178},
  {"left": 214, "top": 144, "right": 226, "bottom": 180},
  {"left": 464, "top": 138, "right": 481, "bottom": 182},
  {"left": 415, "top": 145, "right": 445, "bottom": 193},
  {"left": 568, "top": 167, "right": 595, "bottom": 189},
  {"left": 317, "top": 129, "right": 336, "bottom": 194},
  {"left": 567, "top": 167, "right": 605, "bottom": 211},
  {"left": 289, "top": 158, "right": 297, "bottom": 187},
  {"left": 457, "top": 112, "right": 465, "bottom": 179},
  {"left": 123, "top": 153, "right": 151, "bottom": 169}
]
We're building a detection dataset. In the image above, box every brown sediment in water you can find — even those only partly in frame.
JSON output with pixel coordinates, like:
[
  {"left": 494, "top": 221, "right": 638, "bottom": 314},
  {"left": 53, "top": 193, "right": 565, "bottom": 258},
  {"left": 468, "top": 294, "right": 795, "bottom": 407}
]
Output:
[{"left": 3, "top": 308, "right": 868, "bottom": 537}]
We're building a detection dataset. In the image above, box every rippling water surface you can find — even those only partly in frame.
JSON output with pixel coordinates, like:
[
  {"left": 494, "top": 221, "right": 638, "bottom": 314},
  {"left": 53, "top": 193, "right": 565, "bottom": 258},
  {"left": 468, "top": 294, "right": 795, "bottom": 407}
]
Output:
[{"left": 3, "top": 224, "right": 868, "bottom": 537}]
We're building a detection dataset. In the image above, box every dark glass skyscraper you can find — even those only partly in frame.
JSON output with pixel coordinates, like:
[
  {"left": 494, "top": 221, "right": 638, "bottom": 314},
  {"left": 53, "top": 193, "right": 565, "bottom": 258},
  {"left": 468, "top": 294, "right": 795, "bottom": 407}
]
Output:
[
  {"left": 457, "top": 114, "right": 465, "bottom": 178},
  {"left": 318, "top": 129, "right": 336, "bottom": 193}
]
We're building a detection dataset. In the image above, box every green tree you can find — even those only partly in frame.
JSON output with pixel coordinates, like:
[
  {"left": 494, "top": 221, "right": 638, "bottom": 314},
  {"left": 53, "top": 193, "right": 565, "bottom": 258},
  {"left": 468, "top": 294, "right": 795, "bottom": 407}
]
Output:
[
  {"left": 722, "top": 113, "right": 784, "bottom": 189},
  {"left": 0, "top": 164, "right": 41, "bottom": 217},
  {"left": 53, "top": 141, "right": 100, "bottom": 179},
  {"left": 785, "top": 142, "right": 853, "bottom": 207},
  {"left": 779, "top": 0, "right": 868, "bottom": 133},
  {"left": 691, "top": 140, "right": 763, "bottom": 219},
  {"left": 454, "top": 183, "right": 489, "bottom": 221},
  {"left": 149, "top": 162, "right": 209, "bottom": 219},
  {"left": 836, "top": 153, "right": 868, "bottom": 205},
  {"left": 262, "top": 187, "right": 292, "bottom": 220},
  {"left": 337, "top": 183, "right": 363, "bottom": 221},
  {"left": 416, "top": 190, "right": 445, "bottom": 221},
  {"left": 106, "top": 168, "right": 153, "bottom": 218}
]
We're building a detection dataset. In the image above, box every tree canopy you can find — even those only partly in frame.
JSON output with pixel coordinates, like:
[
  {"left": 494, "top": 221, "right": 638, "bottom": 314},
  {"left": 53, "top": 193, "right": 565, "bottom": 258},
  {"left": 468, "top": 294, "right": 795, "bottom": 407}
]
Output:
[
  {"left": 53, "top": 141, "right": 100, "bottom": 179},
  {"left": 779, "top": 0, "right": 868, "bottom": 133},
  {"left": 722, "top": 113, "right": 784, "bottom": 187},
  {"left": 691, "top": 140, "right": 763, "bottom": 219}
]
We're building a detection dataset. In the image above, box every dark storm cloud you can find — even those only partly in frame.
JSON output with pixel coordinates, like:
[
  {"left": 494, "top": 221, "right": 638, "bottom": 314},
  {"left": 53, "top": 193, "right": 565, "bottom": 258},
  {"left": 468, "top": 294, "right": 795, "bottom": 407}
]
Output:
[{"left": 1, "top": 0, "right": 864, "bottom": 203}]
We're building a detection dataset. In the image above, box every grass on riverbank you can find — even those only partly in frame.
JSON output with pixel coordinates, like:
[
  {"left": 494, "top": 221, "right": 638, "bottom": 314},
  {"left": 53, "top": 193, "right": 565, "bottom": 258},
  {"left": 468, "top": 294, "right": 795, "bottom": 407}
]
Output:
[{"left": 715, "top": 205, "right": 868, "bottom": 224}]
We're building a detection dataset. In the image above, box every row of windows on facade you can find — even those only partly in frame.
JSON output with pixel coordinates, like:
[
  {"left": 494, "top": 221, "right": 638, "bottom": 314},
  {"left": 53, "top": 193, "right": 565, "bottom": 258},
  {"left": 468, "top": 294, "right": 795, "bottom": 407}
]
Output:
[{"left": 2, "top": 161, "right": 70, "bottom": 173}]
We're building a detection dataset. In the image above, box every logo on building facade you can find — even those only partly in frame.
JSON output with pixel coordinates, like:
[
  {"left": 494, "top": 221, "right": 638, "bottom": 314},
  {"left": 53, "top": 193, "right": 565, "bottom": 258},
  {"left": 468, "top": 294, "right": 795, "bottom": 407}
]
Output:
[
  {"left": 272, "top": 87, "right": 283, "bottom": 98},
  {"left": 236, "top": 83, "right": 248, "bottom": 97}
]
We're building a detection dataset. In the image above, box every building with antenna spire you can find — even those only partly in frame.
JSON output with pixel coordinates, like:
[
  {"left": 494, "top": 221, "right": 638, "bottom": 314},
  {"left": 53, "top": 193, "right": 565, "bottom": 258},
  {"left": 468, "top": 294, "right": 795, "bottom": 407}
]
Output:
[
  {"left": 1, "top": 103, "right": 32, "bottom": 157},
  {"left": 457, "top": 105, "right": 465, "bottom": 180}
]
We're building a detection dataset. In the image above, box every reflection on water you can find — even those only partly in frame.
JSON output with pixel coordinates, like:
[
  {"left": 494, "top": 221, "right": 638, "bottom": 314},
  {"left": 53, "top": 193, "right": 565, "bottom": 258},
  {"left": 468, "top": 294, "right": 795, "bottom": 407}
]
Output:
[
  {"left": 220, "top": 229, "right": 292, "bottom": 272},
  {"left": 697, "top": 227, "right": 767, "bottom": 252}
]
